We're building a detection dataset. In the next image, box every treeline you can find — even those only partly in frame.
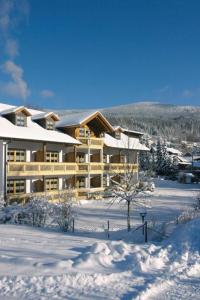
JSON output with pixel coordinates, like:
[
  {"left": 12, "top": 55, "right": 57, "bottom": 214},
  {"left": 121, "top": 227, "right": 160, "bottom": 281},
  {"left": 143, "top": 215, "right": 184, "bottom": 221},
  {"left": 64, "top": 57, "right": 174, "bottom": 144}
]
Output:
[{"left": 105, "top": 114, "right": 200, "bottom": 142}]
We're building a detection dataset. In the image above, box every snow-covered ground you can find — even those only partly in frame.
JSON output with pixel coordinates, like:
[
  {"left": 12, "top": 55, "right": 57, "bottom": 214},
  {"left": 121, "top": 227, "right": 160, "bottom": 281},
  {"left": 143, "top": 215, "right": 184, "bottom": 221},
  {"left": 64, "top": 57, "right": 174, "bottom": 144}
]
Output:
[{"left": 0, "top": 179, "right": 199, "bottom": 299}]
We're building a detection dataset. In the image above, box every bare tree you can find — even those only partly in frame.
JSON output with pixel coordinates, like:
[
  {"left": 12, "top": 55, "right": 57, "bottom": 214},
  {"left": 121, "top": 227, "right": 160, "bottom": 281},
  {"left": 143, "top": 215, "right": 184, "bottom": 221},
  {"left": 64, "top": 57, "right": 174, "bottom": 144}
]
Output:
[{"left": 108, "top": 165, "right": 152, "bottom": 231}]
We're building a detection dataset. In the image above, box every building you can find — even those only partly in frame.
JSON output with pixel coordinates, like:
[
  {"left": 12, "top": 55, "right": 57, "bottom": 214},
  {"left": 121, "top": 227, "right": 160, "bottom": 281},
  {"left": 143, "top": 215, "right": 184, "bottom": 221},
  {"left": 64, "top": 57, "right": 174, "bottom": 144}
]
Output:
[{"left": 0, "top": 103, "right": 148, "bottom": 202}]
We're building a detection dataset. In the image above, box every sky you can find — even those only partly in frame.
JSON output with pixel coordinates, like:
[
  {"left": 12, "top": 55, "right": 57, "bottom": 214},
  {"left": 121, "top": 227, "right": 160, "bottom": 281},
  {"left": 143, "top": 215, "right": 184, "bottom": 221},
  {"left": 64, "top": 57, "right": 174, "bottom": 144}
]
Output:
[{"left": 0, "top": 0, "right": 200, "bottom": 109}]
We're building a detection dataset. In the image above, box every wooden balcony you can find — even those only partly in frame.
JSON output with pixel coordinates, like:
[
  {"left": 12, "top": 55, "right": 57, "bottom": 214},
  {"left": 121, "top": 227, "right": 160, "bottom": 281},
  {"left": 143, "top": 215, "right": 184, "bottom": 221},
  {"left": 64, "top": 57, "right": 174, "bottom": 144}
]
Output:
[
  {"left": 104, "top": 163, "right": 138, "bottom": 174},
  {"left": 7, "top": 162, "right": 77, "bottom": 177},
  {"left": 7, "top": 162, "right": 138, "bottom": 177},
  {"left": 77, "top": 137, "right": 103, "bottom": 149}
]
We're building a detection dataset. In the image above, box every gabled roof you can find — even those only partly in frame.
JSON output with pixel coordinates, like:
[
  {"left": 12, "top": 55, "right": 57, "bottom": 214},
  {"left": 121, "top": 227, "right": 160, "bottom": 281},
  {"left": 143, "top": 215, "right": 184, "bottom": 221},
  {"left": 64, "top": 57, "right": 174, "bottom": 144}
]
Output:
[
  {"left": 56, "top": 110, "right": 114, "bottom": 132},
  {"left": 32, "top": 112, "right": 60, "bottom": 121},
  {"left": 113, "top": 126, "right": 144, "bottom": 136},
  {"left": 0, "top": 102, "right": 80, "bottom": 145},
  {"left": 0, "top": 116, "right": 80, "bottom": 145},
  {"left": 0, "top": 106, "right": 32, "bottom": 116},
  {"left": 167, "top": 147, "right": 182, "bottom": 155},
  {"left": 104, "top": 132, "right": 149, "bottom": 151}
]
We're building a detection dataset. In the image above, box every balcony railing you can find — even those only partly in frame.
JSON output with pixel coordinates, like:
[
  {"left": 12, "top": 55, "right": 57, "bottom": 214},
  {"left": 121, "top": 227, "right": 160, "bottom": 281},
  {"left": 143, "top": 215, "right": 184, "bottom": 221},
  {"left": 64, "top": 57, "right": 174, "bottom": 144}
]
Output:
[
  {"left": 104, "top": 163, "right": 138, "bottom": 174},
  {"left": 7, "top": 162, "right": 138, "bottom": 177},
  {"left": 78, "top": 137, "right": 103, "bottom": 148},
  {"left": 7, "top": 162, "right": 77, "bottom": 177}
]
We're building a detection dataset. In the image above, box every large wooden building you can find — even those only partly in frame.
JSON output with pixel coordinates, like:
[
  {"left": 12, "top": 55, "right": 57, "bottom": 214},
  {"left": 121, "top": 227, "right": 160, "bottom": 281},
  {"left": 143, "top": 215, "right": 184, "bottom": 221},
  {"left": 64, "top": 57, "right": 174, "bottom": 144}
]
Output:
[{"left": 0, "top": 103, "right": 148, "bottom": 201}]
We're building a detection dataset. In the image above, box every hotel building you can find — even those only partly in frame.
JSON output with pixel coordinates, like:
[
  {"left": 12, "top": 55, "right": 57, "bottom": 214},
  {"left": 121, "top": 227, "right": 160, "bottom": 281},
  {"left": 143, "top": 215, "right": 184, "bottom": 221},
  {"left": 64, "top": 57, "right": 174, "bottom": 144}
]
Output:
[{"left": 0, "top": 103, "right": 148, "bottom": 202}]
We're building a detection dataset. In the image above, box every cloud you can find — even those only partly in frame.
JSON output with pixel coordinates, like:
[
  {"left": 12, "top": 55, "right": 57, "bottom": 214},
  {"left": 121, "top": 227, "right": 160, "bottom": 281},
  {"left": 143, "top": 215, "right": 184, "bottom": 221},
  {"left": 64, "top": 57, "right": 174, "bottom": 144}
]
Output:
[
  {"left": 40, "top": 89, "right": 55, "bottom": 98},
  {"left": 1, "top": 60, "right": 30, "bottom": 100},
  {"left": 5, "top": 38, "right": 19, "bottom": 57},
  {"left": 0, "top": 0, "right": 30, "bottom": 101},
  {"left": 0, "top": 0, "right": 29, "bottom": 58}
]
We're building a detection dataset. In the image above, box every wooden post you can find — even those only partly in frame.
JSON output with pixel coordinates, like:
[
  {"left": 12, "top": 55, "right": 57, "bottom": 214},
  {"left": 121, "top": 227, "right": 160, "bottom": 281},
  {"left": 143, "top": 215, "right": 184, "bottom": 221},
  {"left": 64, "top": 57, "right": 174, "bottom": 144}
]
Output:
[
  {"left": 43, "top": 143, "right": 47, "bottom": 162},
  {"left": 72, "top": 218, "right": 75, "bottom": 233},
  {"left": 107, "top": 220, "right": 110, "bottom": 239},
  {"left": 144, "top": 221, "right": 148, "bottom": 243}
]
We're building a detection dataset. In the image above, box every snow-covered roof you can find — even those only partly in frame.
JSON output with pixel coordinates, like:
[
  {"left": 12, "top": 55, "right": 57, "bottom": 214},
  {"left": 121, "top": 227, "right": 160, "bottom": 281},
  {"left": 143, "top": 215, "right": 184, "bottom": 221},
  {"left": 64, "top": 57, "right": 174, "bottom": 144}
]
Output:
[
  {"left": 0, "top": 116, "right": 80, "bottom": 144},
  {"left": 0, "top": 103, "right": 79, "bottom": 145},
  {"left": 113, "top": 126, "right": 144, "bottom": 136},
  {"left": 167, "top": 147, "right": 182, "bottom": 155},
  {"left": 32, "top": 112, "right": 60, "bottom": 121},
  {"left": 0, "top": 106, "right": 32, "bottom": 116},
  {"left": 104, "top": 132, "right": 149, "bottom": 151},
  {"left": 56, "top": 111, "right": 98, "bottom": 127},
  {"left": 56, "top": 111, "right": 114, "bottom": 132}
]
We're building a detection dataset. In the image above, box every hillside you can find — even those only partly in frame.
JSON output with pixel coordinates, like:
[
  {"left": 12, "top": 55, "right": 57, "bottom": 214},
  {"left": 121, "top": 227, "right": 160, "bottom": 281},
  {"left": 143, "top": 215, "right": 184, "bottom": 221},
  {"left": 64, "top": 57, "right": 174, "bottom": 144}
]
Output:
[{"left": 55, "top": 102, "right": 200, "bottom": 142}]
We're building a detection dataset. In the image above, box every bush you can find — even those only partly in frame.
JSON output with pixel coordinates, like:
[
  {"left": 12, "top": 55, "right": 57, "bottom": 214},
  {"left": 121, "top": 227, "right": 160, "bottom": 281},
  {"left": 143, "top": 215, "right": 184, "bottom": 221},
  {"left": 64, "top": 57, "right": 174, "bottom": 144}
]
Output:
[{"left": 52, "top": 199, "right": 73, "bottom": 232}]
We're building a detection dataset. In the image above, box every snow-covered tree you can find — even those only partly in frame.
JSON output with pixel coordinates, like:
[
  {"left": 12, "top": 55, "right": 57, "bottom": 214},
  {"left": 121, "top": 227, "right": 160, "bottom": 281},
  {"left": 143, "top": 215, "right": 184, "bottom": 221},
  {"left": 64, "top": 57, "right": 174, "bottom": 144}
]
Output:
[
  {"left": 109, "top": 167, "right": 152, "bottom": 231},
  {"left": 155, "top": 139, "right": 176, "bottom": 176}
]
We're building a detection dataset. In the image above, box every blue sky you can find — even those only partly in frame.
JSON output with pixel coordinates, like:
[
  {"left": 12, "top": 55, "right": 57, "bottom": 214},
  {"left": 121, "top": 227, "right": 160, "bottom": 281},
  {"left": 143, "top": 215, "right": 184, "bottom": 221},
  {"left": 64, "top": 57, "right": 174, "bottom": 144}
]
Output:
[{"left": 0, "top": 0, "right": 200, "bottom": 109}]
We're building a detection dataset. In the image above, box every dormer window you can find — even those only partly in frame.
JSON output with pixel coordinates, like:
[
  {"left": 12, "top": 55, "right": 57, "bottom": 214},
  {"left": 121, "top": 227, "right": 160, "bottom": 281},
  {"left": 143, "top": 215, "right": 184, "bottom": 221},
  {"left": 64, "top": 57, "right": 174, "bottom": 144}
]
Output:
[
  {"left": 32, "top": 112, "right": 59, "bottom": 130},
  {"left": 1, "top": 106, "right": 31, "bottom": 127},
  {"left": 46, "top": 119, "right": 55, "bottom": 130},
  {"left": 16, "top": 113, "right": 26, "bottom": 127},
  {"left": 115, "top": 131, "right": 121, "bottom": 139}
]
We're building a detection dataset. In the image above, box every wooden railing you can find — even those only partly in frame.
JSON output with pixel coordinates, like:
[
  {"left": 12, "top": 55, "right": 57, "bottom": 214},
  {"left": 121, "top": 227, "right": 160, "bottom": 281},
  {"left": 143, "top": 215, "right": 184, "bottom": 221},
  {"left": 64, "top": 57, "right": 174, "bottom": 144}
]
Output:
[
  {"left": 78, "top": 137, "right": 103, "bottom": 148},
  {"left": 104, "top": 163, "right": 138, "bottom": 173},
  {"left": 7, "top": 162, "right": 138, "bottom": 177},
  {"left": 7, "top": 162, "right": 77, "bottom": 176}
]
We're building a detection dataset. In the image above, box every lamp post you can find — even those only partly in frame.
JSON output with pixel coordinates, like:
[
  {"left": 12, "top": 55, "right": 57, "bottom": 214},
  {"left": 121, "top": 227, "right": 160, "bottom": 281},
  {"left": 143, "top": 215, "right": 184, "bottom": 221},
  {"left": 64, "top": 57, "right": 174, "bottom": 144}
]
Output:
[{"left": 140, "top": 212, "right": 147, "bottom": 235}]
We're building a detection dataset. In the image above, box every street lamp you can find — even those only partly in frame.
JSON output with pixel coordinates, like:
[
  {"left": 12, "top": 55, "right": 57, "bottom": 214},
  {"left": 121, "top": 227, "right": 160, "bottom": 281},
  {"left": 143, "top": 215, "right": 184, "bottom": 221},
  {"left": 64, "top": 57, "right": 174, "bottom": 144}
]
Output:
[{"left": 140, "top": 212, "right": 147, "bottom": 235}]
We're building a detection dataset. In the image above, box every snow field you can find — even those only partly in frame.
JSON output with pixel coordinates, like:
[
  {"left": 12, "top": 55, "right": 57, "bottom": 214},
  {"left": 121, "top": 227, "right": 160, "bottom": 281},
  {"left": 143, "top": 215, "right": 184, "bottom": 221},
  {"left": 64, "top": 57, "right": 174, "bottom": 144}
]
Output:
[{"left": 0, "top": 179, "right": 199, "bottom": 299}]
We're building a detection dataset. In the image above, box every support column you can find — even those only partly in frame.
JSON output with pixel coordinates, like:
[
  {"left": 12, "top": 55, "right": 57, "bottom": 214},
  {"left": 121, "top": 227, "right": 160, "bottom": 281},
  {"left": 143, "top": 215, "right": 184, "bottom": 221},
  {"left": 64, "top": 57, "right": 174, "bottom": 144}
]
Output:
[
  {"left": 0, "top": 141, "right": 7, "bottom": 198},
  {"left": 43, "top": 143, "right": 47, "bottom": 162},
  {"left": 26, "top": 179, "right": 31, "bottom": 194},
  {"left": 26, "top": 150, "right": 31, "bottom": 162},
  {"left": 59, "top": 178, "right": 63, "bottom": 190},
  {"left": 59, "top": 150, "right": 63, "bottom": 163}
]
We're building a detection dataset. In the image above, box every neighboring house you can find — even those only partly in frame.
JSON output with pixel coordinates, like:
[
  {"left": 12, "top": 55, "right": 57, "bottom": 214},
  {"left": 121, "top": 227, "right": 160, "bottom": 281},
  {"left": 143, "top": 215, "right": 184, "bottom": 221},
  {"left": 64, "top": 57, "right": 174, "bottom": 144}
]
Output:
[{"left": 0, "top": 103, "right": 148, "bottom": 202}]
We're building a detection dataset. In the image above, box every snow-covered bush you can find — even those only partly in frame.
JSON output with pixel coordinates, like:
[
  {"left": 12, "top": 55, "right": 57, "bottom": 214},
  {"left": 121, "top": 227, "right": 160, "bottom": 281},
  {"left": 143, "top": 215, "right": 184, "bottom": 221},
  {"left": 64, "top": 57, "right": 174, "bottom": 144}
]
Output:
[
  {"left": 22, "top": 197, "right": 52, "bottom": 227},
  {"left": 177, "top": 209, "right": 200, "bottom": 224},
  {"left": 0, "top": 196, "right": 52, "bottom": 226},
  {"left": 52, "top": 191, "right": 74, "bottom": 232}
]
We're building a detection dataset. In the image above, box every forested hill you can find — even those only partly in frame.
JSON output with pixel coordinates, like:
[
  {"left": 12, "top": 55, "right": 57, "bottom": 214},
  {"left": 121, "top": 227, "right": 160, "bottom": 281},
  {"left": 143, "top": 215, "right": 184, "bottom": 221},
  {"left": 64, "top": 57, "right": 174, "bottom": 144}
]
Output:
[{"left": 56, "top": 102, "right": 200, "bottom": 142}]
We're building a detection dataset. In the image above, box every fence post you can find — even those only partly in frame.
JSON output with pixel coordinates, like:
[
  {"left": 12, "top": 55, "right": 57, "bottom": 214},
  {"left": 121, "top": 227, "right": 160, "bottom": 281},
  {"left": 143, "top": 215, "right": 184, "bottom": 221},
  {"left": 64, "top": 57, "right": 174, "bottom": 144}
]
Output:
[
  {"left": 107, "top": 220, "right": 110, "bottom": 239},
  {"left": 144, "top": 221, "right": 148, "bottom": 243},
  {"left": 72, "top": 218, "right": 75, "bottom": 233}
]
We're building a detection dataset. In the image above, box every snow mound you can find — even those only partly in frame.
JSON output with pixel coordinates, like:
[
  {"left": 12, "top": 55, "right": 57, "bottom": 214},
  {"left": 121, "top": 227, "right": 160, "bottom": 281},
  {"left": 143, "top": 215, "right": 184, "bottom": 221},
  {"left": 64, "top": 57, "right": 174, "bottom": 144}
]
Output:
[{"left": 73, "top": 241, "right": 133, "bottom": 271}]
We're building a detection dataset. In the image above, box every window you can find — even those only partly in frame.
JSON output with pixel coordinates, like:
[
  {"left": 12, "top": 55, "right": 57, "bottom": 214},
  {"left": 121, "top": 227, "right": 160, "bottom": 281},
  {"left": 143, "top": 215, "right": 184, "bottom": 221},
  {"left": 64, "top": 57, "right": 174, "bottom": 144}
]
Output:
[
  {"left": 7, "top": 149, "right": 26, "bottom": 162},
  {"left": 45, "top": 178, "right": 58, "bottom": 191},
  {"left": 46, "top": 119, "right": 54, "bottom": 130},
  {"left": 77, "top": 177, "right": 85, "bottom": 188},
  {"left": 79, "top": 127, "right": 90, "bottom": 138},
  {"left": 76, "top": 154, "right": 85, "bottom": 163},
  {"left": 7, "top": 179, "right": 25, "bottom": 194},
  {"left": 79, "top": 128, "right": 85, "bottom": 137},
  {"left": 46, "top": 151, "right": 59, "bottom": 162},
  {"left": 115, "top": 131, "right": 121, "bottom": 139},
  {"left": 120, "top": 155, "right": 126, "bottom": 163},
  {"left": 16, "top": 114, "right": 26, "bottom": 127},
  {"left": 103, "top": 154, "right": 107, "bottom": 163}
]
